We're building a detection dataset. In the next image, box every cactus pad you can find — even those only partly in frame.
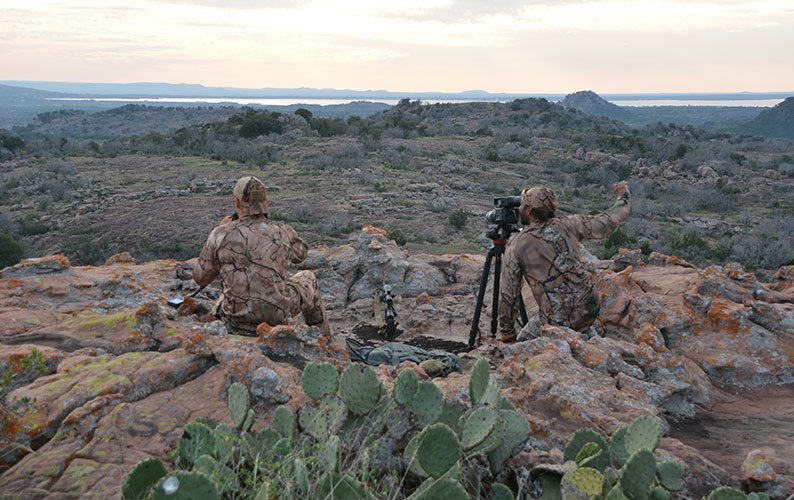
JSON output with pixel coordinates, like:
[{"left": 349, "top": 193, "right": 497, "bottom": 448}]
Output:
[
  {"left": 624, "top": 415, "right": 661, "bottom": 456},
  {"left": 417, "top": 423, "right": 461, "bottom": 478},
  {"left": 533, "top": 472, "right": 563, "bottom": 500},
  {"left": 271, "top": 405, "right": 296, "bottom": 441},
  {"left": 194, "top": 454, "right": 239, "bottom": 494},
  {"left": 301, "top": 362, "right": 339, "bottom": 400},
  {"left": 294, "top": 458, "right": 309, "bottom": 495},
  {"left": 338, "top": 364, "right": 382, "bottom": 414},
  {"left": 393, "top": 369, "right": 419, "bottom": 405},
  {"left": 409, "top": 478, "right": 468, "bottom": 500},
  {"left": 468, "top": 411, "right": 505, "bottom": 454},
  {"left": 605, "top": 485, "right": 629, "bottom": 500},
  {"left": 242, "top": 408, "right": 255, "bottom": 433},
  {"left": 469, "top": 358, "right": 490, "bottom": 405},
  {"left": 326, "top": 434, "right": 341, "bottom": 472},
  {"left": 461, "top": 406, "right": 497, "bottom": 450},
  {"left": 620, "top": 449, "right": 656, "bottom": 500},
  {"left": 564, "top": 429, "right": 611, "bottom": 472},
  {"left": 408, "top": 380, "right": 444, "bottom": 426},
  {"left": 560, "top": 468, "right": 605, "bottom": 500},
  {"left": 212, "top": 426, "right": 238, "bottom": 464},
  {"left": 707, "top": 487, "right": 748, "bottom": 500},
  {"left": 228, "top": 382, "right": 250, "bottom": 429},
  {"left": 151, "top": 471, "right": 220, "bottom": 500},
  {"left": 488, "top": 409, "right": 531, "bottom": 472},
  {"left": 299, "top": 395, "right": 347, "bottom": 440},
  {"left": 491, "top": 483, "right": 515, "bottom": 500},
  {"left": 177, "top": 422, "right": 214, "bottom": 467},
  {"left": 405, "top": 431, "right": 429, "bottom": 478},
  {"left": 437, "top": 400, "right": 465, "bottom": 434},
  {"left": 316, "top": 472, "right": 372, "bottom": 500},
  {"left": 656, "top": 459, "right": 684, "bottom": 491},
  {"left": 122, "top": 457, "right": 167, "bottom": 500},
  {"left": 650, "top": 486, "right": 672, "bottom": 500},
  {"left": 609, "top": 426, "right": 630, "bottom": 466}
]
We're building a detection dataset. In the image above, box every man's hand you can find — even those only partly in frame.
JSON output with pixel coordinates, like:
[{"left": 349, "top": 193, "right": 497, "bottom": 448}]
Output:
[
  {"left": 613, "top": 181, "right": 631, "bottom": 201},
  {"left": 219, "top": 215, "right": 234, "bottom": 225}
]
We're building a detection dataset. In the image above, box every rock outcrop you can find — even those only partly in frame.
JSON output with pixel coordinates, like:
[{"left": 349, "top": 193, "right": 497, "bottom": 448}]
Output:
[{"left": 0, "top": 229, "right": 792, "bottom": 498}]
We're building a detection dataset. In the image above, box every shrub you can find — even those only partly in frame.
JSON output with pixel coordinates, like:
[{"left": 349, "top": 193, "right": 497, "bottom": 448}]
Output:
[
  {"left": 448, "top": 209, "right": 468, "bottom": 230},
  {"left": 388, "top": 228, "right": 407, "bottom": 246},
  {"left": 604, "top": 229, "right": 636, "bottom": 257},
  {"left": 0, "top": 233, "right": 24, "bottom": 268}
]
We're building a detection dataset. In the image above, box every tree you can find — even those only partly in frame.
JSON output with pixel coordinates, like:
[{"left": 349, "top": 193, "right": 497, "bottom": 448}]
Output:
[
  {"left": 294, "top": 108, "right": 313, "bottom": 122},
  {"left": 448, "top": 209, "right": 468, "bottom": 230}
]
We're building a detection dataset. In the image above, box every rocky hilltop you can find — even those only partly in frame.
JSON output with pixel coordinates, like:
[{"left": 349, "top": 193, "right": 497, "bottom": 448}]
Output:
[
  {"left": 558, "top": 90, "right": 634, "bottom": 122},
  {"left": 1, "top": 228, "right": 793, "bottom": 498}
]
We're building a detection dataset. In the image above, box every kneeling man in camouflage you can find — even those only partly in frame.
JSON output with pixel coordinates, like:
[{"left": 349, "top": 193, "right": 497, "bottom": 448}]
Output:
[{"left": 193, "top": 176, "right": 330, "bottom": 336}]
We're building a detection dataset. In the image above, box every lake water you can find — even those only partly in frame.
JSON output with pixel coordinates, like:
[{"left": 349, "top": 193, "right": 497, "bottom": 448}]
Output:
[{"left": 47, "top": 97, "right": 784, "bottom": 107}]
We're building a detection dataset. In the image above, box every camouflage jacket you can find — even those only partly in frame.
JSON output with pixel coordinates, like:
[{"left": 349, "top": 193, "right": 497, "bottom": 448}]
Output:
[
  {"left": 499, "top": 197, "right": 631, "bottom": 336},
  {"left": 193, "top": 215, "right": 309, "bottom": 329}
]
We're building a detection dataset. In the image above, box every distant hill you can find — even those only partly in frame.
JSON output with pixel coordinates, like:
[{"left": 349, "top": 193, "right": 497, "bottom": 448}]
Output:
[
  {"left": 559, "top": 90, "right": 634, "bottom": 121},
  {"left": 737, "top": 97, "right": 794, "bottom": 138},
  {"left": 0, "top": 83, "right": 66, "bottom": 98}
]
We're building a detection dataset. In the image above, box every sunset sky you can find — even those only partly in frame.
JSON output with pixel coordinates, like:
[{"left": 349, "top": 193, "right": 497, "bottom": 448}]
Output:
[{"left": 1, "top": 0, "right": 792, "bottom": 93}]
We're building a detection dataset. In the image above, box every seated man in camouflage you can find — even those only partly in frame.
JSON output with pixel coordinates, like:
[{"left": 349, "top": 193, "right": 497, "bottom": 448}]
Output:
[
  {"left": 193, "top": 176, "right": 330, "bottom": 336},
  {"left": 499, "top": 182, "right": 631, "bottom": 342}
]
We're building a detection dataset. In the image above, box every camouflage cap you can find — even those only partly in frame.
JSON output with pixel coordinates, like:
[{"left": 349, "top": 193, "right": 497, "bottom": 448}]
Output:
[
  {"left": 233, "top": 176, "right": 269, "bottom": 216},
  {"left": 521, "top": 186, "right": 558, "bottom": 213}
]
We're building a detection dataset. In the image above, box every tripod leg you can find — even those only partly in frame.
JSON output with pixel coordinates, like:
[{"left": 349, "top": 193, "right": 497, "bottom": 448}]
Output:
[
  {"left": 468, "top": 248, "right": 494, "bottom": 348},
  {"left": 519, "top": 296, "right": 529, "bottom": 326},
  {"left": 490, "top": 250, "right": 502, "bottom": 338}
]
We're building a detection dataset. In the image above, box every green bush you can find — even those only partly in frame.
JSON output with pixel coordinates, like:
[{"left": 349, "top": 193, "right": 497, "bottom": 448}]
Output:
[
  {"left": 0, "top": 233, "right": 24, "bottom": 268},
  {"left": 448, "top": 209, "right": 468, "bottom": 230}
]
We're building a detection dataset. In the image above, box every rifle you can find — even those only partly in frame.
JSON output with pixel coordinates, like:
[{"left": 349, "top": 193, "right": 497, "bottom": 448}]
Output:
[{"left": 373, "top": 285, "right": 399, "bottom": 340}]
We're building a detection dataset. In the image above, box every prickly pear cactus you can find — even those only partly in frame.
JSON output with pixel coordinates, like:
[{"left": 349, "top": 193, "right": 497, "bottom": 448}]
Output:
[
  {"left": 271, "top": 405, "right": 296, "bottom": 441},
  {"left": 393, "top": 369, "right": 419, "bottom": 405},
  {"left": 487, "top": 409, "right": 531, "bottom": 472},
  {"left": 316, "top": 472, "right": 373, "bottom": 499},
  {"left": 212, "top": 425, "right": 238, "bottom": 464},
  {"left": 177, "top": 422, "right": 214, "bottom": 467},
  {"left": 301, "top": 362, "right": 339, "bottom": 400},
  {"left": 228, "top": 382, "right": 250, "bottom": 429},
  {"left": 656, "top": 459, "right": 684, "bottom": 491},
  {"left": 408, "top": 380, "right": 443, "bottom": 426},
  {"left": 560, "top": 467, "right": 604, "bottom": 500},
  {"left": 417, "top": 423, "right": 461, "bottom": 479},
  {"left": 623, "top": 415, "right": 661, "bottom": 456},
  {"left": 338, "top": 363, "right": 382, "bottom": 415},
  {"left": 469, "top": 358, "right": 490, "bottom": 405},
  {"left": 151, "top": 471, "right": 220, "bottom": 500},
  {"left": 564, "top": 429, "right": 611, "bottom": 472},
  {"left": 325, "top": 434, "right": 341, "bottom": 473},
  {"left": 491, "top": 482, "right": 515, "bottom": 500},
  {"left": 294, "top": 458, "right": 309, "bottom": 495},
  {"left": 707, "top": 486, "right": 748, "bottom": 500},
  {"left": 620, "top": 449, "right": 656, "bottom": 500},
  {"left": 122, "top": 457, "right": 167, "bottom": 500},
  {"left": 461, "top": 406, "right": 497, "bottom": 450}
]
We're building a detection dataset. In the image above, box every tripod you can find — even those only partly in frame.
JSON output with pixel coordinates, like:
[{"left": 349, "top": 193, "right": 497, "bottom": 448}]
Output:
[{"left": 468, "top": 224, "right": 528, "bottom": 348}]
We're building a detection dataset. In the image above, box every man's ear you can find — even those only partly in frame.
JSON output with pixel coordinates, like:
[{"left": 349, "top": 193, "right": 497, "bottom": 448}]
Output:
[{"left": 234, "top": 198, "right": 242, "bottom": 210}]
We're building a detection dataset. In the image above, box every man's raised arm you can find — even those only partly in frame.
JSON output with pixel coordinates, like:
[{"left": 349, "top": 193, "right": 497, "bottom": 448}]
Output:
[{"left": 567, "top": 181, "right": 631, "bottom": 241}]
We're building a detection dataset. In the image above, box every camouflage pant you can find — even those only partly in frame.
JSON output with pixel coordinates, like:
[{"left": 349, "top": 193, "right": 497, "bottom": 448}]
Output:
[{"left": 216, "top": 270, "right": 327, "bottom": 336}]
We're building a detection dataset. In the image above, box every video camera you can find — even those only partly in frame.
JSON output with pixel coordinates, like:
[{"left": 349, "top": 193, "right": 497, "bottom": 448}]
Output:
[{"left": 484, "top": 196, "right": 522, "bottom": 241}]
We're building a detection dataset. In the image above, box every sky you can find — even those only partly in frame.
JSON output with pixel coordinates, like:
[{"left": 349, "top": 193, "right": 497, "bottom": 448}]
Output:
[{"left": 1, "top": 0, "right": 793, "bottom": 93}]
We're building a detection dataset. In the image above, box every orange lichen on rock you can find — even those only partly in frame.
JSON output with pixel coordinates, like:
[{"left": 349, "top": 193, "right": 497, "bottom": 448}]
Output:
[
  {"left": 176, "top": 297, "right": 198, "bottom": 316},
  {"left": 103, "top": 252, "right": 136, "bottom": 266},
  {"left": 361, "top": 225, "right": 389, "bottom": 238},
  {"left": 256, "top": 322, "right": 273, "bottom": 337},
  {"left": 705, "top": 298, "right": 747, "bottom": 336}
]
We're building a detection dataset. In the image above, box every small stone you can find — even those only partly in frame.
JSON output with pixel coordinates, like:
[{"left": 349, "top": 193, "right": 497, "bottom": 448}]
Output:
[
  {"left": 250, "top": 367, "right": 289, "bottom": 404},
  {"left": 742, "top": 449, "right": 776, "bottom": 482}
]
